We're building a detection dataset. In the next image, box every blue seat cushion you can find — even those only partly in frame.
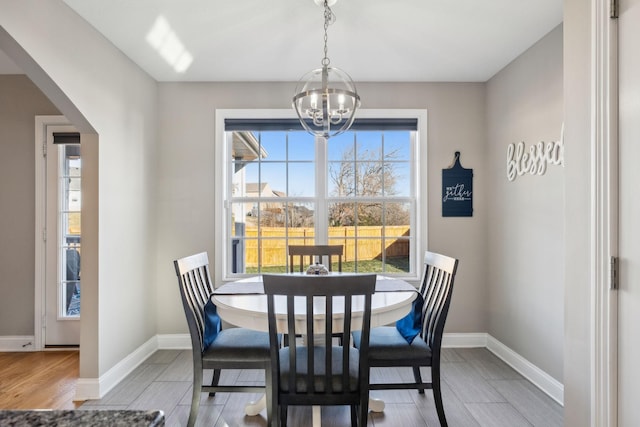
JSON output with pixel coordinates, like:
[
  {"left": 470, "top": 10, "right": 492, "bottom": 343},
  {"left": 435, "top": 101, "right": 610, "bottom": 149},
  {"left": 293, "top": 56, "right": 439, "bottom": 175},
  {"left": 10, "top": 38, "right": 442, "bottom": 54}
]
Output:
[
  {"left": 203, "top": 327, "right": 272, "bottom": 362},
  {"left": 202, "top": 299, "right": 222, "bottom": 350},
  {"left": 353, "top": 326, "right": 432, "bottom": 362},
  {"left": 278, "top": 346, "right": 360, "bottom": 392},
  {"left": 395, "top": 294, "right": 423, "bottom": 344}
]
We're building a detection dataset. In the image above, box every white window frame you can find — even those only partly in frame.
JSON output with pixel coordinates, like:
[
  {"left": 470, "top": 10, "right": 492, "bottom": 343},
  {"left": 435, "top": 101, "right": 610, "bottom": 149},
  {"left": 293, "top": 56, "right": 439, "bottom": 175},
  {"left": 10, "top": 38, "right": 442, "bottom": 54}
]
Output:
[{"left": 214, "top": 109, "right": 428, "bottom": 284}]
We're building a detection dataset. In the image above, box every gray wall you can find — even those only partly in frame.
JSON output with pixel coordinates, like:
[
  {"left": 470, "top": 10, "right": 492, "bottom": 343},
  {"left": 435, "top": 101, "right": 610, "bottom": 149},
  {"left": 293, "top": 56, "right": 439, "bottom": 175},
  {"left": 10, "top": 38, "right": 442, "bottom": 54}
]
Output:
[
  {"left": 155, "top": 82, "right": 489, "bottom": 335},
  {"left": 486, "top": 26, "right": 564, "bottom": 382},
  {"left": 0, "top": 75, "right": 59, "bottom": 335},
  {"left": 0, "top": 79, "right": 494, "bottom": 341}
]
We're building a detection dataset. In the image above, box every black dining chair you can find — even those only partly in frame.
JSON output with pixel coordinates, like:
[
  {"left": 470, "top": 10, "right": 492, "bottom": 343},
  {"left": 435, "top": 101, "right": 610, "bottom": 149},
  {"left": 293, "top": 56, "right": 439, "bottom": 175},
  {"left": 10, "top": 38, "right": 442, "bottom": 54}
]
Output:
[
  {"left": 263, "top": 273, "right": 376, "bottom": 427},
  {"left": 352, "top": 251, "right": 459, "bottom": 427},
  {"left": 174, "top": 252, "right": 274, "bottom": 427},
  {"left": 286, "top": 244, "right": 345, "bottom": 345},
  {"left": 288, "top": 244, "right": 344, "bottom": 273}
]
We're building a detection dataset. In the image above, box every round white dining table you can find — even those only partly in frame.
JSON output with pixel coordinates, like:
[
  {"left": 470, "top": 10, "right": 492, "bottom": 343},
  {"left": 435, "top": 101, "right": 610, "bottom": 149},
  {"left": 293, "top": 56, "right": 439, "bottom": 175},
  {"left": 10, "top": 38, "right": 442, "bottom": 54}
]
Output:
[{"left": 210, "top": 274, "right": 417, "bottom": 425}]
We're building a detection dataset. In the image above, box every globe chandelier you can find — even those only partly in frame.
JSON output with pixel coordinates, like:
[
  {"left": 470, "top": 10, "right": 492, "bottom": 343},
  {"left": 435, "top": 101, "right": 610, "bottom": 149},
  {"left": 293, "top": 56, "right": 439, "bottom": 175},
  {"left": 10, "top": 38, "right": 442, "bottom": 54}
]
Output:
[{"left": 292, "top": 0, "right": 360, "bottom": 139}]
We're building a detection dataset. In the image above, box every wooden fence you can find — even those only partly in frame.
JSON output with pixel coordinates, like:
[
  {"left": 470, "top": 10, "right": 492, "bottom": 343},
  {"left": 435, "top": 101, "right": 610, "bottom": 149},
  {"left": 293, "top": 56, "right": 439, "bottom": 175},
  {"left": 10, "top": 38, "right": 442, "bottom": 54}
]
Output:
[{"left": 243, "top": 226, "right": 410, "bottom": 268}]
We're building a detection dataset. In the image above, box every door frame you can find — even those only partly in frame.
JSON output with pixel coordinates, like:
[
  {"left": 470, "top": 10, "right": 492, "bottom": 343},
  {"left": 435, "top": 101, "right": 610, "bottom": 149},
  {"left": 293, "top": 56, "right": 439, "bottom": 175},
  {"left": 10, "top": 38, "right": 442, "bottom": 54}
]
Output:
[
  {"left": 592, "top": 0, "right": 618, "bottom": 425},
  {"left": 34, "top": 115, "right": 75, "bottom": 350}
]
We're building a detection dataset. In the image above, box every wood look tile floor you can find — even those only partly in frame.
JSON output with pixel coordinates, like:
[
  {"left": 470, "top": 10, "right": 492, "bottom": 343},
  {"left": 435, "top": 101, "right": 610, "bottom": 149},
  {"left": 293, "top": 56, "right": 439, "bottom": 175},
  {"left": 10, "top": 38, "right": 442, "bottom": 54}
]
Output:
[{"left": 78, "top": 347, "right": 563, "bottom": 427}]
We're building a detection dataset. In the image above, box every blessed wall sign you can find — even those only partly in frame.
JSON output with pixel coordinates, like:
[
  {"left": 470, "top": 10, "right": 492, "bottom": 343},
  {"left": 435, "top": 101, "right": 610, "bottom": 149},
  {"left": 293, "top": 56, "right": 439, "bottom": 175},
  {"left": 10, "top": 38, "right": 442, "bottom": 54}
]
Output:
[{"left": 506, "top": 125, "right": 565, "bottom": 182}]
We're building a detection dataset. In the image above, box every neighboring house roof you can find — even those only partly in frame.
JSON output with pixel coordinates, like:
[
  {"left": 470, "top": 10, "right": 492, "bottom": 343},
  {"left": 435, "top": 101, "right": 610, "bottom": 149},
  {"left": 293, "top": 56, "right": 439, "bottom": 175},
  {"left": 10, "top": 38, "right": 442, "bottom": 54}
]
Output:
[
  {"left": 246, "top": 182, "right": 268, "bottom": 194},
  {"left": 246, "top": 183, "right": 283, "bottom": 198}
]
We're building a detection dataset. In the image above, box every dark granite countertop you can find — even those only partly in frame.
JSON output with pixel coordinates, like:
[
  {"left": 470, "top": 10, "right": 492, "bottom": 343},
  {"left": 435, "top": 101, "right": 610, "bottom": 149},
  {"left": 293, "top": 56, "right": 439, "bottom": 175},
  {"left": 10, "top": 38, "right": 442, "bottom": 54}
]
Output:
[{"left": 0, "top": 409, "right": 164, "bottom": 426}]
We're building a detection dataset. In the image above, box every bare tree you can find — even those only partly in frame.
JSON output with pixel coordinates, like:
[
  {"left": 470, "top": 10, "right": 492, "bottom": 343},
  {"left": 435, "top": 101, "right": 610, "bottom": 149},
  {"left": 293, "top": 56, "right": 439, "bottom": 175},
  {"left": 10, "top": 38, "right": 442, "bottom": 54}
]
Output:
[{"left": 329, "top": 144, "right": 409, "bottom": 226}]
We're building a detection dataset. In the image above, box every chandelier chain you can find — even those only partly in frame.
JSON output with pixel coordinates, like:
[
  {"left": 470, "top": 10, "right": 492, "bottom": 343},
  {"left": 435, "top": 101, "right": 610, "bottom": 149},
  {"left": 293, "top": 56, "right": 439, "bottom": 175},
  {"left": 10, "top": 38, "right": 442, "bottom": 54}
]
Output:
[{"left": 322, "top": 0, "right": 335, "bottom": 67}]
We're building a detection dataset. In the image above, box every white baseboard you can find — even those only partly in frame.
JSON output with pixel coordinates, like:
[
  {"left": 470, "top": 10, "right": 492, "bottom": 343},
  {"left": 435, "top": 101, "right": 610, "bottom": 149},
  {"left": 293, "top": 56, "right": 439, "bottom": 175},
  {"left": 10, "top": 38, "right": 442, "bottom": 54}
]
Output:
[
  {"left": 157, "top": 333, "right": 191, "bottom": 349},
  {"left": 0, "top": 336, "right": 36, "bottom": 351},
  {"left": 442, "top": 332, "right": 488, "bottom": 348},
  {"left": 74, "top": 336, "right": 159, "bottom": 401},
  {"left": 442, "top": 333, "right": 563, "bottom": 406},
  {"left": 74, "top": 378, "right": 101, "bottom": 402},
  {"left": 486, "top": 335, "right": 564, "bottom": 406}
]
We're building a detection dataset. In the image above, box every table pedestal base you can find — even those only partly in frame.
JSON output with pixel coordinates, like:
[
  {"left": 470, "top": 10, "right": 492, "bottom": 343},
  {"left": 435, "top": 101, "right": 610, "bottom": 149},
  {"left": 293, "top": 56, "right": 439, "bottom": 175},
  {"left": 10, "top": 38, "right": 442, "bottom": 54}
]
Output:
[
  {"left": 244, "top": 395, "right": 265, "bottom": 416},
  {"left": 244, "top": 394, "right": 385, "bottom": 425},
  {"left": 369, "top": 397, "right": 385, "bottom": 412}
]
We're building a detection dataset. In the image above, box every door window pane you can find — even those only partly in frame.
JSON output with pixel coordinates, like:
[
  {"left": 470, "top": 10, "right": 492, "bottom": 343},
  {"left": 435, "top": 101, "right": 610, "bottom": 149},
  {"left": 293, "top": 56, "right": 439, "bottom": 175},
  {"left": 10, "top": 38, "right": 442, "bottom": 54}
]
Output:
[{"left": 60, "top": 145, "right": 81, "bottom": 317}]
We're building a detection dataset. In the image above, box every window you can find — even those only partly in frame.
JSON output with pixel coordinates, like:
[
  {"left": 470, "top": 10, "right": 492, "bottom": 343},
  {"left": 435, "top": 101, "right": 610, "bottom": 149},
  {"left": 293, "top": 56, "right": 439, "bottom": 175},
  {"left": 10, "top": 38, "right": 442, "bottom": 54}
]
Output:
[
  {"left": 59, "top": 143, "right": 81, "bottom": 317},
  {"left": 52, "top": 133, "right": 82, "bottom": 318},
  {"left": 215, "top": 110, "right": 427, "bottom": 281}
]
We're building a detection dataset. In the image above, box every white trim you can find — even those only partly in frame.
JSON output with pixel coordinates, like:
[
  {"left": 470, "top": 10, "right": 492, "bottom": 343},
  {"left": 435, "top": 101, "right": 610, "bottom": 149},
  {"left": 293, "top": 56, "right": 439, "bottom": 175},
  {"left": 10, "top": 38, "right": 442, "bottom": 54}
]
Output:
[
  {"left": 214, "top": 109, "right": 428, "bottom": 285},
  {"left": 156, "top": 333, "right": 191, "bottom": 349},
  {"left": 0, "top": 336, "right": 37, "bottom": 351},
  {"left": 73, "top": 378, "right": 101, "bottom": 402},
  {"left": 591, "top": 0, "right": 618, "bottom": 425},
  {"left": 73, "top": 336, "right": 158, "bottom": 401},
  {"left": 34, "top": 115, "right": 71, "bottom": 351},
  {"left": 441, "top": 332, "right": 487, "bottom": 348}
]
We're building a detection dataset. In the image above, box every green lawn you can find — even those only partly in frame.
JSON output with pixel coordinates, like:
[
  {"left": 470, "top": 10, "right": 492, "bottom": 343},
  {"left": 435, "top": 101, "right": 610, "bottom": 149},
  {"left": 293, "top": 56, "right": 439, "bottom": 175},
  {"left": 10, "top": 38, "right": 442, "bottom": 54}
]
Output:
[{"left": 246, "top": 257, "right": 410, "bottom": 274}]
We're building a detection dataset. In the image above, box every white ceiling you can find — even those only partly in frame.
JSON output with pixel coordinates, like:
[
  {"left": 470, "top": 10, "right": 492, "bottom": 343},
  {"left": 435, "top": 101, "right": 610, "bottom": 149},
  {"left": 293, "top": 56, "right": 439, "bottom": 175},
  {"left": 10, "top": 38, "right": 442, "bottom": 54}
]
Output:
[{"left": 3, "top": 0, "right": 562, "bottom": 83}]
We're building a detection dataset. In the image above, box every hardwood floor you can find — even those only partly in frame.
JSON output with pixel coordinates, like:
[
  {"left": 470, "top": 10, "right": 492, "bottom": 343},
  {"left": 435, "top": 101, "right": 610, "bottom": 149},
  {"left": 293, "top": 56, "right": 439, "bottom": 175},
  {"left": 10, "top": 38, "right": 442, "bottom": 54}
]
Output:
[
  {"left": 76, "top": 347, "right": 563, "bottom": 427},
  {"left": 0, "top": 351, "right": 81, "bottom": 410}
]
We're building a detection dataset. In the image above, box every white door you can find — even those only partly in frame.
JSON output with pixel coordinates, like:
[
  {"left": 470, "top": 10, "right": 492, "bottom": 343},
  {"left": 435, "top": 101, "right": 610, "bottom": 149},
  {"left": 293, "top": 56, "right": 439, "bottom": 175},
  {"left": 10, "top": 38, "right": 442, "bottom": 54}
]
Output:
[
  {"left": 617, "top": 0, "right": 640, "bottom": 424},
  {"left": 43, "top": 123, "right": 81, "bottom": 346}
]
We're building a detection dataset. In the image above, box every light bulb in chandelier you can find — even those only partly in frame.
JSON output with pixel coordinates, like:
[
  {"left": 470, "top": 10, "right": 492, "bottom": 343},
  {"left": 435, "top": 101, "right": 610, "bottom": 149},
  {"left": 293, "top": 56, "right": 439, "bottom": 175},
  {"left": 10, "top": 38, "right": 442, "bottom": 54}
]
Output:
[{"left": 293, "top": 65, "right": 360, "bottom": 137}]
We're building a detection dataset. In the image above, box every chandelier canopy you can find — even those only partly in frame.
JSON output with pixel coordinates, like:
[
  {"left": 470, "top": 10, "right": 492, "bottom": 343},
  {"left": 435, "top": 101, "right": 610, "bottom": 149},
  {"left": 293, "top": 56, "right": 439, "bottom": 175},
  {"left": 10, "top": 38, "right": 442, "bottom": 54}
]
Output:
[{"left": 292, "top": 0, "right": 360, "bottom": 139}]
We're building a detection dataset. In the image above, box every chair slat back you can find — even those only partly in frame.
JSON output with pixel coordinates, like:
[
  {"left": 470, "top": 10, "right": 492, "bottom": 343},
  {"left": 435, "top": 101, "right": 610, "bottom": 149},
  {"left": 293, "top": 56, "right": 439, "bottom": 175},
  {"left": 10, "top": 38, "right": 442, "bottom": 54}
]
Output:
[
  {"left": 174, "top": 252, "right": 214, "bottom": 353},
  {"left": 287, "top": 245, "right": 344, "bottom": 273},
  {"left": 418, "top": 251, "right": 459, "bottom": 350},
  {"left": 263, "top": 274, "right": 375, "bottom": 397}
]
